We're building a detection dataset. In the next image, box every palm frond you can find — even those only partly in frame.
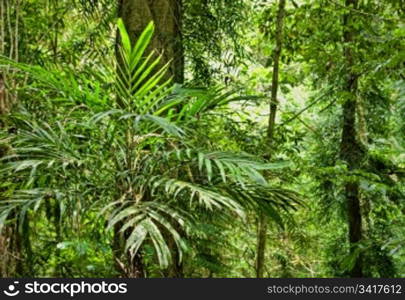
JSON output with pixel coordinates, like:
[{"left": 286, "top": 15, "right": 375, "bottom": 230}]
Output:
[
  {"left": 107, "top": 201, "right": 190, "bottom": 268},
  {"left": 115, "top": 19, "right": 172, "bottom": 113}
]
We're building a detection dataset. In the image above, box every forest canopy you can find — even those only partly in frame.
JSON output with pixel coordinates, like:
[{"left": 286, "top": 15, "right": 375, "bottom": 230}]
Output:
[{"left": 0, "top": 0, "right": 404, "bottom": 278}]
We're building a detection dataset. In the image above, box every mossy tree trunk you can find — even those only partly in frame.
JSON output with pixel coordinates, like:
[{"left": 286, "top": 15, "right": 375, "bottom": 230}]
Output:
[{"left": 340, "top": 0, "right": 364, "bottom": 278}]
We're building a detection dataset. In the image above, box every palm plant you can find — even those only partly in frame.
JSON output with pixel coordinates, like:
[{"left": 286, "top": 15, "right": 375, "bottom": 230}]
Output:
[{"left": 0, "top": 19, "right": 301, "bottom": 277}]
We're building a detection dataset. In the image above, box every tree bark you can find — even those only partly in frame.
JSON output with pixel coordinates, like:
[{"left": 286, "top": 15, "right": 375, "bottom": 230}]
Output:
[
  {"left": 256, "top": 0, "right": 286, "bottom": 278},
  {"left": 0, "top": 73, "right": 6, "bottom": 116},
  {"left": 0, "top": 0, "right": 22, "bottom": 277},
  {"left": 266, "top": 0, "right": 285, "bottom": 141},
  {"left": 340, "top": 0, "right": 364, "bottom": 277}
]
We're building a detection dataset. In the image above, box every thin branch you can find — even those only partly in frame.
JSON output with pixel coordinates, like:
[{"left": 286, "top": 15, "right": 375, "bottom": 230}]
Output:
[{"left": 279, "top": 89, "right": 334, "bottom": 127}]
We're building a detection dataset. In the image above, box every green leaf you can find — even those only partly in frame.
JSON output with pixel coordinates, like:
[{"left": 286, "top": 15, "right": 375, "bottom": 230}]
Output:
[{"left": 117, "top": 18, "right": 132, "bottom": 57}]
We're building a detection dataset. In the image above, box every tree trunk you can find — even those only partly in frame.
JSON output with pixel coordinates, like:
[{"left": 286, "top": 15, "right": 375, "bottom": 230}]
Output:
[
  {"left": 0, "top": 73, "right": 6, "bottom": 116},
  {"left": 0, "top": 0, "right": 21, "bottom": 277},
  {"left": 266, "top": 0, "right": 285, "bottom": 141},
  {"left": 340, "top": 0, "right": 364, "bottom": 278},
  {"left": 256, "top": 0, "right": 286, "bottom": 278}
]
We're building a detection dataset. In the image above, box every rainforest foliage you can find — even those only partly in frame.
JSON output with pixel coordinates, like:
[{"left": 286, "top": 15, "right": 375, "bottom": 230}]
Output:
[{"left": 0, "top": 0, "right": 404, "bottom": 278}]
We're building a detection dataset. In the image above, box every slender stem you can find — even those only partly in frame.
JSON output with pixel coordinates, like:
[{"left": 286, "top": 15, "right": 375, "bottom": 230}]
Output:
[{"left": 256, "top": 0, "right": 286, "bottom": 278}]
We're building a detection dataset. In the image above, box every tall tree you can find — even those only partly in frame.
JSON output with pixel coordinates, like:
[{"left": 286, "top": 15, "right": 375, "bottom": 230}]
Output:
[
  {"left": 256, "top": 0, "right": 286, "bottom": 278},
  {"left": 0, "top": 0, "right": 20, "bottom": 115},
  {"left": 0, "top": 0, "right": 22, "bottom": 277},
  {"left": 339, "top": 0, "right": 364, "bottom": 277}
]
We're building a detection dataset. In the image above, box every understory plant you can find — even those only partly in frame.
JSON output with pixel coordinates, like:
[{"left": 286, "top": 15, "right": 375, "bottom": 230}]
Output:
[{"left": 0, "top": 20, "right": 300, "bottom": 277}]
